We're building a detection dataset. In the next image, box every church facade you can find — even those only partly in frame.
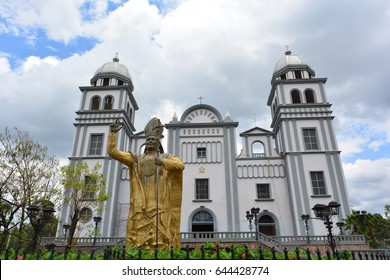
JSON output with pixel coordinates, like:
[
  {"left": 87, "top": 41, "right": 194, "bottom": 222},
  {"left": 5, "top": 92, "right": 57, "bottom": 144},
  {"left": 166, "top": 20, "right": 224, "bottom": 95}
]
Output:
[{"left": 59, "top": 51, "right": 352, "bottom": 240}]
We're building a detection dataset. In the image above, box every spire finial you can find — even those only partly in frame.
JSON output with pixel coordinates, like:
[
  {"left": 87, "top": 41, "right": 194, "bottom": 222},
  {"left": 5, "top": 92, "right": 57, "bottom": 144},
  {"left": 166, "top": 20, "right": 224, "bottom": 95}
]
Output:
[
  {"left": 285, "top": 45, "right": 291, "bottom": 56},
  {"left": 197, "top": 96, "right": 204, "bottom": 104},
  {"left": 113, "top": 52, "right": 119, "bottom": 62}
]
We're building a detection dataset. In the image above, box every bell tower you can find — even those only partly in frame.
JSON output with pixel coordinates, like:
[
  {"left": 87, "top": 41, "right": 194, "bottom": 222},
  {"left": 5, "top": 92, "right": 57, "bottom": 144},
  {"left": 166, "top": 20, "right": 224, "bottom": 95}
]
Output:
[
  {"left": 60, "top": 55, "right": 139, "bottom": 237},
  {"left": 267, "top": 50, "right": 351, "bottom": 235}
]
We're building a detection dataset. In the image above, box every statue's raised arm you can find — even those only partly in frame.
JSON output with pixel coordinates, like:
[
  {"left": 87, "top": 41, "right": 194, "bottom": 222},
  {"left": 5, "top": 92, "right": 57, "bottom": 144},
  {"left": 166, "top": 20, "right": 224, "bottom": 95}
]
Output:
[{"left": 110, "top": 119, "right": 122, "bottom": 133}]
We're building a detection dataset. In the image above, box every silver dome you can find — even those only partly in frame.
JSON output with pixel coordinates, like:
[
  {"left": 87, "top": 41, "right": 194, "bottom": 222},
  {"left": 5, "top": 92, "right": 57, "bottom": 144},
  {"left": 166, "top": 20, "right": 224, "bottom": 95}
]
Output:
[
  {"left": 274, "top": 50, "right": 308, "bottom": 73},
  {"left": 93, "top": 56, "right": 132, "bottom": 82}
]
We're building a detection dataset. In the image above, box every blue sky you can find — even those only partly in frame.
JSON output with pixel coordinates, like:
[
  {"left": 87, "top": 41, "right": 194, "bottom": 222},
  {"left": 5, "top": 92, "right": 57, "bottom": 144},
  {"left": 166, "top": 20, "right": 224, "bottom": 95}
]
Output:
[
  {"left": 1, "top": 0, "right": 390, "bottom": 216},
  {"left": 0, "top": 30, "right": 99, "bottom": 68}
]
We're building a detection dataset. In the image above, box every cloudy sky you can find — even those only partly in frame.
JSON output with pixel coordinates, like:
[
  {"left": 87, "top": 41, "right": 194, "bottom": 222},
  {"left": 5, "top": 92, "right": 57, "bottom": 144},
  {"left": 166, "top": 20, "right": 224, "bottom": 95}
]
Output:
[{"left": 1, "top": 0, "right": 389, "bottom": 216}]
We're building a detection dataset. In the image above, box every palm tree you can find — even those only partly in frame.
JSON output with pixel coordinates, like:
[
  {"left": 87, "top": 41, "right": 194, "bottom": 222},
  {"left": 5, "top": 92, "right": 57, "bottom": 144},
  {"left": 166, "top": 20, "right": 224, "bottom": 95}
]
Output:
[{"left": 344, "top": 208, "right": 390, "bottom": 248}]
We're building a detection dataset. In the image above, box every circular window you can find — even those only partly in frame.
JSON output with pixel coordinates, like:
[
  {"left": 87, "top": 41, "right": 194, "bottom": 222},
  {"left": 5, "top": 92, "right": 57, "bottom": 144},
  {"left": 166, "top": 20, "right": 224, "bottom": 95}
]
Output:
[{"left": 79, "top": 208, "right": 92, "bottom": 223}]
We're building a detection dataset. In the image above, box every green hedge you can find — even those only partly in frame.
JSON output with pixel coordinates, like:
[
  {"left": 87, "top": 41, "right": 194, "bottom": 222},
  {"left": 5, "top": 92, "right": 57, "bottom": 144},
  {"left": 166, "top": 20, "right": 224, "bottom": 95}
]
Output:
[{"left": 1, "top": 242, "right": 354, "bottom": 260}]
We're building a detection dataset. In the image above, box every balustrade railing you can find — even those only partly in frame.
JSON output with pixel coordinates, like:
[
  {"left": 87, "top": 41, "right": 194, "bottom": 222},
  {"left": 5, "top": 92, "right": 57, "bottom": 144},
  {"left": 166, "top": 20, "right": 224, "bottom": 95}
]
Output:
[
  {"left": 41, "top": 232, "right": 366, "bottom": 247},
  {"left": 41, "top": 237, "right": 125, "bottom": 246}
]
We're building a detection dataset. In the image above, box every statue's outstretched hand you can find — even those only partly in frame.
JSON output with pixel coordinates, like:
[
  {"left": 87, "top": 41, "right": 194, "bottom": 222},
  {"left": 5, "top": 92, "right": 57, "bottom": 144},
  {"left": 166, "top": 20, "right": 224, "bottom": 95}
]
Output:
[{"left": 110, "top": 119, "right": 122, "bottom": 133}]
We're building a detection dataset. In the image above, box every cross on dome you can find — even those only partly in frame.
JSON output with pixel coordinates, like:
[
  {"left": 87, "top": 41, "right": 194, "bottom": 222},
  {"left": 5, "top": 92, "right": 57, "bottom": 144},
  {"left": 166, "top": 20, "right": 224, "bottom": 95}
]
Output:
[
  {"left": 113, "top": 52, "right": 119, "bottom": 62},
  {"left": 285, "top": 45, "right": 291, "bottom": 56}
]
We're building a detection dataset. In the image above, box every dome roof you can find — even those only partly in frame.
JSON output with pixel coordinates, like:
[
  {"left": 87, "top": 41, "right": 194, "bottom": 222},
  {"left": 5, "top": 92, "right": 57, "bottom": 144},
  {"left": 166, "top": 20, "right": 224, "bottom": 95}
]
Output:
[
  {"left": 93, "top": 56, "right": 132, "bottom": 82},
  {"left": 274, "top": 50, "right": 308, "bottom": 73}
]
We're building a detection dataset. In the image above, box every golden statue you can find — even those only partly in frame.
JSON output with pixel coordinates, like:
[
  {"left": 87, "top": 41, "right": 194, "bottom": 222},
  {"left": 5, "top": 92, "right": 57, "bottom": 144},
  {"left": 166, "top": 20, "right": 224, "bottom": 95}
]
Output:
[{"left": 108, "top": 118, "right": 184, "bottom": 250}]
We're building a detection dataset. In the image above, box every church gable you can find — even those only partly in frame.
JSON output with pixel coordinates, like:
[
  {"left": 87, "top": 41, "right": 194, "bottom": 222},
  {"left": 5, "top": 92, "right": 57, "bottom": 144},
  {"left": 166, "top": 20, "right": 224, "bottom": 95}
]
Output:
[
  {"left": 240, "top": 126, "right": 273, "bottom": 137},
  {"left": 180, "top": 104, "right": 223, "bottom": 123}
]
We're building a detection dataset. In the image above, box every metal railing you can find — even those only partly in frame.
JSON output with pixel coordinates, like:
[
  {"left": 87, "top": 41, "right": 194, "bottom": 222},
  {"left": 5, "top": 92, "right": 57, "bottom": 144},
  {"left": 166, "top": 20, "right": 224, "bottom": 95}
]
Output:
[{"left": 2, "top": 244, "right": 388, "bottom": 260}]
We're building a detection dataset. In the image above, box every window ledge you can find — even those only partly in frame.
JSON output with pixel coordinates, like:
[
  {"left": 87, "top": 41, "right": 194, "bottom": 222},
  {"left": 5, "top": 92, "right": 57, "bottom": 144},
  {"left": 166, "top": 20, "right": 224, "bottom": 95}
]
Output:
[
  {"left": 311, "top": 195, "right": 331, "bottom": 198},
  {"left": 255, "top": 199, "right": 274, "bottom": 202},
  {"left": 193, "top": 199, "right": 212, "bottom": 203},
  {"left": 85, "top": 155, "right": 104, "bottom": 159}
]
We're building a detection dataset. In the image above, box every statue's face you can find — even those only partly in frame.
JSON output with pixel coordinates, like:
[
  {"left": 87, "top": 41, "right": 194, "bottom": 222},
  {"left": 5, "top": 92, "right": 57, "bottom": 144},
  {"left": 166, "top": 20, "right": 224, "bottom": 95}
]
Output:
[{"left": 145, "top": 136, "right": 159, "bottom": 152}]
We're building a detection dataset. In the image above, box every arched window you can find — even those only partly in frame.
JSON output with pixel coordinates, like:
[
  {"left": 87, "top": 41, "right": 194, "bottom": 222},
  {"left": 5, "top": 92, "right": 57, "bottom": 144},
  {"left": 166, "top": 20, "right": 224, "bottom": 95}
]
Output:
[
  {"left": 79, "top": 207, "right": 92, "bottom": 223},
  {"left": 258, "top": 215, "right": 276, "bottom": 236},
  {"left": 192, "top": 211, "right": 214, "bottom": 233},
  {"left": 252, "top": 141, "right": 265, "bottom": 158},
  {"left": 104, "top": 96, "right": 113, "bottom": 110},
  {"left": 91, "top": 96, "right": 101, "bottom": 110},
  {"left": 305, "top": 89, "right": 315, "bottom": 103},
  {"left": 126, "top": 103, "right": 133, "bottom": 122},
  {"left": 291, "top": 90, "right": 301, "bottom": 104}
]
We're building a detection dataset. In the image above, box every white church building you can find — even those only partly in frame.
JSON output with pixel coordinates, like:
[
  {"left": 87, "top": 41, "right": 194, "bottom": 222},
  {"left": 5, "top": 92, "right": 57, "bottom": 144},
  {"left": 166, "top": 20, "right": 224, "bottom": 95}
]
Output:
[{"left": 59, "top": 51, "right": 352, "bottom": 244}]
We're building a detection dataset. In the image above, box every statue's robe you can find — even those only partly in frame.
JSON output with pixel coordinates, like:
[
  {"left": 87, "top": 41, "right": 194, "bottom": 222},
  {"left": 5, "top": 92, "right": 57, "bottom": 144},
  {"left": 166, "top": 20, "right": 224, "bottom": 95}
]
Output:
[{"left": 108, "top": 132, "right": 184, "bottom": 249}]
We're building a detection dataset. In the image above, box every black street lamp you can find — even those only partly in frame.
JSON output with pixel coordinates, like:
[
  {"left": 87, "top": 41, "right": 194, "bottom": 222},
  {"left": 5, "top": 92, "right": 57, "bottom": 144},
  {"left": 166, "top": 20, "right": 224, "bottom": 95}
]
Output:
[
  {"left": 246, "top": 211, "right": 253, "bottom": 232},
  {"left": 246, "top": 207, "right": 260, "bottom": 240},
  {"left": 93, "top": 216, "right": 102, "bottom": 245},
  {"left": 301, "top": 214, "right": 310, "bottom": 244},
  {"left": 312, "top": 201, "right": 341, "bottom": 258},
  {"left": 336, "top": 222, "right": 345, "bottom": 235},
  {"left": 356, "top": 210, "right": 367, "bottom": 218},
  {"left": 62, "top": 224, "right": 70, "bottom": 238},
  {"left": 27, "top": 203, "right": 56, "bottom": 252},
  {"left": 356, "top": 210, "right": 367, "bottom": 239}
]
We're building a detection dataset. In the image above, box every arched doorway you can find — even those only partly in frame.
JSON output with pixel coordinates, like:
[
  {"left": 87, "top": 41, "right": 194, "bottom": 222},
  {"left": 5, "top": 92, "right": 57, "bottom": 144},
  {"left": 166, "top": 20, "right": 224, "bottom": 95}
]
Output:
[
  {"left": 258, "top": 215, "right": 276, "bottom": 236},
  {"left": 191, "top": 210, "right": 214, "bottom": 238}
]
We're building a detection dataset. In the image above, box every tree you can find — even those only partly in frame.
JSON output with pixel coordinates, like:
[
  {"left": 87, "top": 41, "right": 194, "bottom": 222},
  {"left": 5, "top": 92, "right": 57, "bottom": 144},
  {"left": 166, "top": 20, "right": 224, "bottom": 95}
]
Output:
[
  {"left": 0, "top": 127, "right": 61, "bottom": 251},
  {"left": 60, "top": 162, "right": 108, "bottom": 248},
  {"left": 385, "top": 204, "right": 390, "bottom": 220},
  {"left": 344, "top": 207, "right": 390, "bottom": 248}
]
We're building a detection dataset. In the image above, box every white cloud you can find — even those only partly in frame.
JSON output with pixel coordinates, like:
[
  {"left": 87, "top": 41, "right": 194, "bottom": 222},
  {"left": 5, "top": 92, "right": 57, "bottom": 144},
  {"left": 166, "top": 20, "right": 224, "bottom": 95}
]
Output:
[
  {"left": 19, "top": 55, "right": 60, "bottom": 73},
  {"left": 0, "top": 0, "right": 84, "bottom": 42},
  {"left": 368, "top": 140, "right": 386, "bottom": 152},
  {"left": 338, "top": 137, "right": 366, "bottom": 160},
  {"left": 0, "top": 56, "right": 11, "bottom": 74},
  {"left": 344, "top": 158, "right": 390, "bottom": 214},
  {"left": 80, "top": 0, "right": 109, "bottom": 20}
]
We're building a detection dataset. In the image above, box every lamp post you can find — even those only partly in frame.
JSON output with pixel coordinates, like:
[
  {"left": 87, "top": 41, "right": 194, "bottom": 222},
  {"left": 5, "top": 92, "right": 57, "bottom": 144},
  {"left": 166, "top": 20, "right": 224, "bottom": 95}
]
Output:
[
  {"left": 356, "top": 210, "right": 367, "bottom": 231},
  {"left": 26, "top": 203, "right": 56, "bottom": 252},
  {"left": 312, "top": 201, "right": 341, "bottom": 258},
  {"left": 93, "top": 216, "right": 102, "bottom": 245},
  {"left": 356, "top": 210, "right": 367, "bottom": 241},
  {"left": 336, "top": 222, "right": 345, "bottom": 235},
  {"left": 62, "top": 224, "right": 70, "bottom": 238},
  {"left": 301, "top": 214, "right": 310, "bottom": 244},
  {"left": 246, "top": 207, "right": 260, "bottom": 240},
  {"left": 246, "top": 211, "right": 253, "bottom": 232}
]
